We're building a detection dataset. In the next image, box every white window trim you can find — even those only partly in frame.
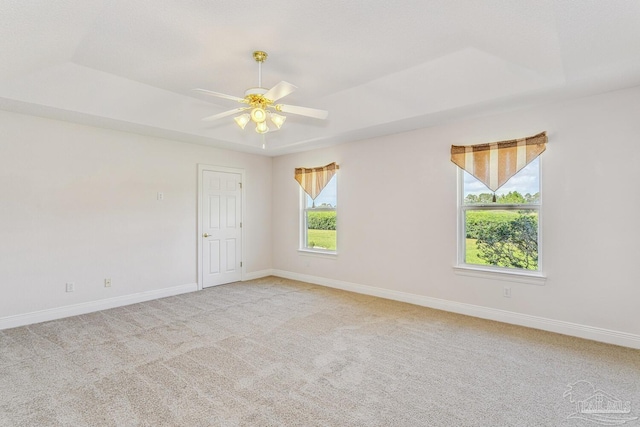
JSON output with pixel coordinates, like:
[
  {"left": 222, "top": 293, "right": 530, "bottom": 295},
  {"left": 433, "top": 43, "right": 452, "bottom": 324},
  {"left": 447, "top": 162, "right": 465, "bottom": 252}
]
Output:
[
  {"left": 452, "top": 265, "right": 546, "bottom": 285},
  {"left": 297, "top": 248, "right": 338, "bottom": 258},
  {"left": 455, "top": 167, "right": 546, "bottom": 285},
  {"left": 299, "top": 187, "right": 338, "bottom": 255}
]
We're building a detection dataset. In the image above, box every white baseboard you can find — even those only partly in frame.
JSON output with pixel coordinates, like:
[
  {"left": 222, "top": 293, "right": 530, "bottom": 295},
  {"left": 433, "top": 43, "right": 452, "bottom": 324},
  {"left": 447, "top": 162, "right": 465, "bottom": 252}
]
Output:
[
  {"left": 243, "top": 269, "right": 275, "bottom": 281},
  {"left": 8, "top": 272, "right": 638, "bottom": 350},
  {"left": 0, "top": 283, "right": 198, "bottom": 330},
  {"left": 272, "top": 270, "right": 640, "bottom": 350}
]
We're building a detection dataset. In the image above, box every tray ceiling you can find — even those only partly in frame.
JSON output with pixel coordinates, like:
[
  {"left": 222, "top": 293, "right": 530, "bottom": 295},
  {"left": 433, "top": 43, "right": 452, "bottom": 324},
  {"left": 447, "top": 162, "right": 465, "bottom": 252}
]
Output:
[{"left": 2, "top": 1, "right": 640, "bottom": 155}]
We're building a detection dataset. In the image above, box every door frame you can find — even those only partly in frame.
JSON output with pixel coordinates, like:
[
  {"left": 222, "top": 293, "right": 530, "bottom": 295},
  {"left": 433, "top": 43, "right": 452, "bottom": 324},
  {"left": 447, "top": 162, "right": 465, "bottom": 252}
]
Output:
[{"left": 197, "top": 164, "right": 246, "bottom": 290}]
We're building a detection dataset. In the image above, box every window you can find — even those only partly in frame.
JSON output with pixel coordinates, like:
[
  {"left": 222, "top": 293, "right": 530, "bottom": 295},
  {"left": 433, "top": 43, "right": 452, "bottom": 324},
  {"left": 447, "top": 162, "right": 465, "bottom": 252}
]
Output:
[
  {"left": 301, "top": 175, "right": 337, "bottom": 253},
  {"left": 459, "top": 157, "right": 540, "bottom": 272}
]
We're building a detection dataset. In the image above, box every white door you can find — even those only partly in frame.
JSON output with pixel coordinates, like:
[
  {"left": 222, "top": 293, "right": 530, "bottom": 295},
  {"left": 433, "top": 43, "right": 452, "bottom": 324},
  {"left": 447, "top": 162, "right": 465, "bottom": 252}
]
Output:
[{"left": 200, "top": 169, "right": 242, "bottom": 288}]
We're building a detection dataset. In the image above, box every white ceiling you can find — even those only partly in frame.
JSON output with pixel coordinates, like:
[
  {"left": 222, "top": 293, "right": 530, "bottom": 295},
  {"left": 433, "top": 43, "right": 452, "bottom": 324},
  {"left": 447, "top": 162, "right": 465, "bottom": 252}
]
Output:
[{"left": 2, "top": 0, "right": 640, "bottom": 156}]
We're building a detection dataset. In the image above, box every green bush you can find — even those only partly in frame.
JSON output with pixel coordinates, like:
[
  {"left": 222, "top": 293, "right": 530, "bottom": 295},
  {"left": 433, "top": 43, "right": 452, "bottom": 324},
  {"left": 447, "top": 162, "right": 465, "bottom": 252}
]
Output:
[
  {"left": 465, "top": 211, "right": 518, "bottom": 239},
  {"left": 307, "top": 211, "right": 336, "bottom": 230},
  {"left": 476, "top": 213, "right": 538, "bottom": 270}
]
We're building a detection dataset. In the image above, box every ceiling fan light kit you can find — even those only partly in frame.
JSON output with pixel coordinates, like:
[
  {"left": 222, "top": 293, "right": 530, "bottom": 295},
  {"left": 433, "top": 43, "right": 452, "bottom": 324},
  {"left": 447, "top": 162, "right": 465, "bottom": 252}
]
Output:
[
  {"left": 194, "top": 51, "right": 328, "bottom": 138},
  {"left": 234, "top": 113, "right": 251, "bottom": 129},
  {"left": 270, "top": 112, "right": 286, "bottom": 129},
  {"left": 250, "top": 107, "right": 267, "bottom": 123},
  {"left": 256, "top": 121, "right": 268, "bottom": 134}
]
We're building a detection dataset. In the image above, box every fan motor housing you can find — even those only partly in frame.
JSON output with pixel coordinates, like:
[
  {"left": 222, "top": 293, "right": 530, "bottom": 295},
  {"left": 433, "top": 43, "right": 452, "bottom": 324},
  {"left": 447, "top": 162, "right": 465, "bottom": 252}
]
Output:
[
  {"left": 245, "top": 87, "right": 268, "bottom": 96},
  {"left": 244, "top": 87, "right": 272, "bottom": 108}
]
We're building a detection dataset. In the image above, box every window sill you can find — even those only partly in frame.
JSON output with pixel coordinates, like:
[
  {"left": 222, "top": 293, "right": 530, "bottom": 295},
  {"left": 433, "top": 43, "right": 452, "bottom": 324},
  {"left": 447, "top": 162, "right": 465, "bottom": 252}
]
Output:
[
  {"left": 298, "top": 249, "right": 338, "bottom": 259},
  {"left": 453, "top": 265, "right": 546, "bottom": 285}
]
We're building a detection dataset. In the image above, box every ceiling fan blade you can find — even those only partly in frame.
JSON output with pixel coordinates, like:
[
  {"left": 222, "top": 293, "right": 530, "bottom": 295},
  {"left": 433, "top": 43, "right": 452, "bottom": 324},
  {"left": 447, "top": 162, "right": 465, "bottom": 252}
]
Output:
[
  {"left": 201, "top": 107, "right": 249, "bottom": 122},
  {"left": 193, "top": 88, "right": 245, "bottom": 103},
  {"left": 277, "top": 104, "right": 328, "bottom": 120},
  {"left": 264, "top": 81, "right": 297, "bottom": 102}
]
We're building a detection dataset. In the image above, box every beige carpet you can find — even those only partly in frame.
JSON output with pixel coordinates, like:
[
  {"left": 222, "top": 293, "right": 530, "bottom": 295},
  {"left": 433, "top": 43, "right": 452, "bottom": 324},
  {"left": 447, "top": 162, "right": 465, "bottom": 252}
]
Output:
[{"left": 1, "top": 276, "right": 638, "bottom": 426}]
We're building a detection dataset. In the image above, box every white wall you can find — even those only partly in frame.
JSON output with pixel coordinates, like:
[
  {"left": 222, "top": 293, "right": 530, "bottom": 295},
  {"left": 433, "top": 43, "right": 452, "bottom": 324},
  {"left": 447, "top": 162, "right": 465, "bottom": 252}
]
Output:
[
  {"left": 0, "top": 110, "right": 272, "bottom": 319},
  {"left": 272, "top": 86, "right": 640, "bottom": 341}
]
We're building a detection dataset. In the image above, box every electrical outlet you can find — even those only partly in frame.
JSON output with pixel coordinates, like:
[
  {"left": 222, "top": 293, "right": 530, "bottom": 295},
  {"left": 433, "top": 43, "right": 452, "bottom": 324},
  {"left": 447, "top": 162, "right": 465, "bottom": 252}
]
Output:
[
  {"left": 104, "top": 278, "right": 112, "bottom": 288},
  {"left": 157, "top": 192, "right": 164, "bottom": 200},
  {"left": 66, "top": 282, "right": 75, "bottom": 292},
  {"left": 503, "top": 286, "right": 511, "bottom": 298}
]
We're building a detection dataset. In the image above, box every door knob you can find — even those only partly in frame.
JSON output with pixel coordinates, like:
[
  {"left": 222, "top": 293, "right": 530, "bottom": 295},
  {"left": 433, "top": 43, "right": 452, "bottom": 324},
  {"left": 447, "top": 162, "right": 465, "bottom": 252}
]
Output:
[{"left": 203, "top": 233, "right": 211, "bottom": 238}]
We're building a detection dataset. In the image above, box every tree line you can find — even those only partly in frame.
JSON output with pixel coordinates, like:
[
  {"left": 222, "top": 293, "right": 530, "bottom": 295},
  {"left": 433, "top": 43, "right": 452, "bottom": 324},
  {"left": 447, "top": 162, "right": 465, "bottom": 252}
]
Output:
[{"left": 465, "top": 191, "right": 539, "bottom": 204}]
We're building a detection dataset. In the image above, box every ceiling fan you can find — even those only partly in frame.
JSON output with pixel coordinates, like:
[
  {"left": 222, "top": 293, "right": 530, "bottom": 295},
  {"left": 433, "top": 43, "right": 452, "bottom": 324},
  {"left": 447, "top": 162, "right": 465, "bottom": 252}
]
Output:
[{"left": 194, "top": 51, "right": 328, "bottom": 134}]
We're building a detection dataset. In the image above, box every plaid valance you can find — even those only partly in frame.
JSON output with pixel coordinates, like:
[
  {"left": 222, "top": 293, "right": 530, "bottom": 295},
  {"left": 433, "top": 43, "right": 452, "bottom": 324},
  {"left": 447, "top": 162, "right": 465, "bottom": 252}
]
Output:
[
  {"left": 451, "top": 132, "right": 547, "bottom": 192},
  {"left": 294, "top": 162, "right": 339, "bottom": 200}
]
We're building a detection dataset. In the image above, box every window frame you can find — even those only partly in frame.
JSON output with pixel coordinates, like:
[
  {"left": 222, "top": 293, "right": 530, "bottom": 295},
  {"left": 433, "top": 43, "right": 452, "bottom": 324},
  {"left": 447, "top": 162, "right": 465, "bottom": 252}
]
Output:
[
  {"left": 299, "top": 177, "right": 338, "bottom": 255},
  {"left": 455, "top": 163, "right": 545, "bottom": 284}
]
